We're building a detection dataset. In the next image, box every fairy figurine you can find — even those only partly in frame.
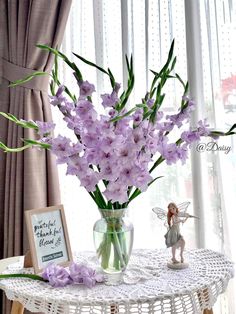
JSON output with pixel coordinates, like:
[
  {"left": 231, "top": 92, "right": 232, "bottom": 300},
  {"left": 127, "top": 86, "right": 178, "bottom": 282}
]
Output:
[{"left": 152, "top": 202, "right": 199, "bottom": 269}]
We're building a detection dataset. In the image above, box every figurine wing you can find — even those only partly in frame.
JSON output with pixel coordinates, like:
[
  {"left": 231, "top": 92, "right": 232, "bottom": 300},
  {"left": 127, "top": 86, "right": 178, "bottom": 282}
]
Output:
[
  {"left": 152, "top": 207, "right": 167, "bottom": 221},
  {"left": 177, "top": 201, "right": 190, "bottom": 214}
]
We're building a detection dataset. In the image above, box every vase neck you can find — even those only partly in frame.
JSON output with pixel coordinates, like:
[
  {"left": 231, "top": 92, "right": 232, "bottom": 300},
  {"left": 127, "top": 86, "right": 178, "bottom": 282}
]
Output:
[{"left": 99, "top": 208, "right": 127, "bottom": 219}]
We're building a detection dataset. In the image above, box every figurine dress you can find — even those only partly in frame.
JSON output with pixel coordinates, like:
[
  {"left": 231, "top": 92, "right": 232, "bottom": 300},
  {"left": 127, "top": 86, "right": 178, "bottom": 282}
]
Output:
[{"left": 164, "top": 215, "right": 183, "bottom": 248}]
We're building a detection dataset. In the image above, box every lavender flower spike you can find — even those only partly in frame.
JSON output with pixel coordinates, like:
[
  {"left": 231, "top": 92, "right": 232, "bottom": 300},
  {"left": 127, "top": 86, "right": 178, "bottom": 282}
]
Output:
[
  {"left": 79, "top": 80, "right": 96, "bottom": 98},
  {"left": 69, "top": 262, "right": 104, "bottom": 288},
  {"left": 42, "top": 264, "right": 71, "bottom": 287},
  {"left": 36, "top": 121, "right": 55, "bottom": 137}
]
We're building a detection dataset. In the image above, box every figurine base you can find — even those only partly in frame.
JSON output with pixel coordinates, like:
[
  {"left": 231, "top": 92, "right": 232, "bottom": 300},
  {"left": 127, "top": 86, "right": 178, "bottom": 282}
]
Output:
[{"left": 167, "top": 261, "right": 189, "bottom": 269}]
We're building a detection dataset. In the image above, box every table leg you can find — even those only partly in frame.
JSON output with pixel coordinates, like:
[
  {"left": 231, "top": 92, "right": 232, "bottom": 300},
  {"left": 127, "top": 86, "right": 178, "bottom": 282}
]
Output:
[
  {"left": 203, "top": 309, "right": 213, "bottom": 314},
  {"left": 110, "top": 305, "right": 118, "bottom": 313},
  {"left": 11, "top": 301, "right": 24, "bottom": 314}
]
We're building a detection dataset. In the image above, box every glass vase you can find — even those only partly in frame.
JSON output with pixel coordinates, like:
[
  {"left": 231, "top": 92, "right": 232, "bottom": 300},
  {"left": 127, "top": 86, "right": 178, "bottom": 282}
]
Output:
[{"left": 93, "top": 208, "right": 134, "bottom": 274}]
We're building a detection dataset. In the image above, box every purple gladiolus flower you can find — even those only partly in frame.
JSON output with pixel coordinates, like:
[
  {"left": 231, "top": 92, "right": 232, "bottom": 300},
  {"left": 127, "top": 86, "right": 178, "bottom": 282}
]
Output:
[
  {"left": 181, "top": 130, "right": 201, "bottom": 144},
  {"left": 69, "top": 263, "right": 104, "bottom": 288},
  {"left": 49, "top": 85, "right": 66, "bottom": 106},
  {"left": 75, "top": 100, "right": 97, "bottom": 121},
  {"left": 177, "top": 144, "right": 189, "bottom": 165},
  {"left": 135, "top": 171, "right": 153, "bottom": 192},
  {"left": 59, "top": 100, "right": 75, "bottom": 114},
  {"left": 166, "top": 112, "right": 188, "bottom": 128},
  {"left": 79, "top": 169, "right": 99, "bottom": 192},
  {"left": 197, "top": 119, "right": 210, "bottom": 136},
  {"left": 104, "top": 182, "right": 129, "bottom": 204},
  {"left": 114, "top": 82, "right": 121, "bottom": 94},
  {"left": 42, "top": 264, "right": 71, "bottom": 287},
  {"left": 157, "top": 141, "right": 180, "bottom": 165},
  {"left": 66, "top": 155, "right": 88, "bottom": 176},
  {"left": 99, "top": 162, "right": 119, "bottom": 182},
  {"left": 147, "top": 98, "right": 155, "bottom": 107},
  {"left": 101, "top": 91, "right": 119, "bottom": 108},
  {"left": 36, "top": 121, "right": 55, "bottom": 137},
  {"left": 108, "top": 108, "right": 117, "bottom": 117},
  {"left": 133, "top": 109, "right": 143, "bottom": 127},
  {"left": 51, "top": 135, "right": 72, "bottom": 163},
  {"left": 79, "top": 80, "right": 96, "bottom": 98}
]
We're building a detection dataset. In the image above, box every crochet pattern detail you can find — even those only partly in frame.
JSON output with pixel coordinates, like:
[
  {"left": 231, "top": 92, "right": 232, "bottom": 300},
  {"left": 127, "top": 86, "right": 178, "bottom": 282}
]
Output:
[{"left": 0, "top": 249, "right": 233, "bottom": 313}]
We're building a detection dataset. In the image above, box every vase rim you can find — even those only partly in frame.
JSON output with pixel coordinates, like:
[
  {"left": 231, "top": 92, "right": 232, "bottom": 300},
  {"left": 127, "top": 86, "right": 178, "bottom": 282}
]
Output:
[{"left": 98, "top": 208, "right": 127, "bottom": 218}]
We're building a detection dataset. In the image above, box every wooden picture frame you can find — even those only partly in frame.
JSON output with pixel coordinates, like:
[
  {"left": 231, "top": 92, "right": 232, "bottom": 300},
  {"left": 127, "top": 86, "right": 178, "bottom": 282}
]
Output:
[{"left": 25, "top": 204, "right": 73, "bottom": 274}]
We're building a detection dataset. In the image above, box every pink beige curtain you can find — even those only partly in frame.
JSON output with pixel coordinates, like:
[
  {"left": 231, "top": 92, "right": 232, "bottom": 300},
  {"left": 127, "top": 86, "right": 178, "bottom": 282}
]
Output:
[{"left": 0, "top": 0, "right": 72, "bottom": 313}]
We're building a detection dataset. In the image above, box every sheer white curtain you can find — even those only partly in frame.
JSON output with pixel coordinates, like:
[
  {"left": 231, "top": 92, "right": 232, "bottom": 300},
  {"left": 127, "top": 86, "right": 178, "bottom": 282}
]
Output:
[{"left": 52, "top": 0, "right": 236, "bottom": 312}]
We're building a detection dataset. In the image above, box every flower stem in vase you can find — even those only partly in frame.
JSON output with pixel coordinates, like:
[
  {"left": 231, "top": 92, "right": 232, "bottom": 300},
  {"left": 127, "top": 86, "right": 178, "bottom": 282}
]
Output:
[{"left": 94, "top": 208, "right": 133, "bottom": 273}]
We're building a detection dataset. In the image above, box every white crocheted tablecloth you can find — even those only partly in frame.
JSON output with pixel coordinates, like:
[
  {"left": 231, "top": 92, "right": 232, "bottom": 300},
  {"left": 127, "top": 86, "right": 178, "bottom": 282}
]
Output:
[{"left": 0, "top": 249, "right": 234, "bottom": 314}]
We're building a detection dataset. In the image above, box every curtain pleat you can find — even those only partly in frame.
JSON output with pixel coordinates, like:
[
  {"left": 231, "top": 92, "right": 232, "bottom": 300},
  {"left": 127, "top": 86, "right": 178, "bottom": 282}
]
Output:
[{"left": 0, "top": 1, "right": 72, "bottom": 313}]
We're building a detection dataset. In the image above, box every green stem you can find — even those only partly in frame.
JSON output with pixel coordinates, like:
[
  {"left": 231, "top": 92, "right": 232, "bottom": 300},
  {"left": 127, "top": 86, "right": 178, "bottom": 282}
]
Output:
[
  {"left": 112, "top": 225, "right": 126, "bottom": 268},
  {"left": 0, "top": 274, "right": 46, "bottom": 282}
]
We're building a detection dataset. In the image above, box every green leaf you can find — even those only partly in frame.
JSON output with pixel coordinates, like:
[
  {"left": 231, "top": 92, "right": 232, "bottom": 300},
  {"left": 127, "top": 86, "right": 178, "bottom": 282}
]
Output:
[
  {"left": 110, "top": 105, "right": 139, "bottom": 123},
  {"left": 107, "top": 68, "right": 116, "bottom": 88},
  {"left": 0, "top": 112, "right": 17, "bottom": 122},
  {"left": 170, "top": 56, "right": 177, "bottom": 71},
  {"left": 0, "top": 142, "right": 32, "bottom": 153},
  {"left": 210, "top": 131, "right": 225, "bottom": 136},
  {"left": 136, "top": 103, "right": 147, "bottom": 108},
  {"left": 184, "top": 81, "right": 189, "bottom": 94},
  {"left": 227, "top": 123, "right": 236, "bottom": 133},
  {"left": 9, "top": 72, "right": 49, "bottom": 88},
  {"left": 37, "top": 44, "right": 83, "bottom": 81},
  {"left": 125, "top": 55, "right": 130, "bottom": 72},
  {"left": 73, "top": 52, "right": 108, "bottom": 75},
  {"left": 175, "top": 73, "right": 186, "bottom": 89},
  {"left": 23, "top": 139, "right": 51, "bottom": 149},
  {"left": 0, "top": 274, "right": 46, "bottom": 282},
  {"left": 0, "top": 112, "right": 38, "bottom": 130},
  {"left": 165, "top": 39, "right": 175, "bottom": 68},
  {"left": 225, "top": 131, "right": 236, "bottom": 135},
  {"left": 149, "top": 156, "right": 165, "bottom": 173}
]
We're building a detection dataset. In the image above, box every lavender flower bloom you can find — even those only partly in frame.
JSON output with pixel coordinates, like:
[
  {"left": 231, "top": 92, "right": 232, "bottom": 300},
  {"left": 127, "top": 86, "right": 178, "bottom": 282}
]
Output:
[
  {"left": 108, "top": 108, "right": 117, "bottom": 117},
  {"left": 197, "top": 119, "right": 210, "bottom": 136},
  {"left": 49, "top": 85, "right": 66, "bottom": 106},
  {"left": 42, "top": 264, "right": 71, "bottom": 287},
  {"left": 36, "top": 121, "right": 55, "bottom": 137},
  {"left": 176, "top": 144, "right": 188, "bottom": 165},
  {"left": 135, "top": 171, "right": 153, "bottom": 192},
  {"left": 133, "top": 109, "right": 143, "bottom": 127},
  {"left": 66, "top": 156, "right": 88, "bottom": 176},
  {"left": 79, "top": 80, "right": 96, "bottom": 98},
  {"left": 99, "top": 162, "right": 119, "bottom": 182},
  {"left": 181, "top": 130, "right": 201, "bottom": 144},
  {"left": 132, "top": 127, "right": 146, "bottom": 149},
  {"left": 75, "top": 100, "right": 97, "bottom": 121},
  {"left": 114, "top": 82, "right": 121, "bottom": 94},
  {"left": 166, "top": 112, "right": 188, "bottom": 128},
  {"left": 101, "top": 91, "right": 119, "bottom": 108},
  {"left": 51, "top": 135, "right": 72, "bottom": 163},
  {"left": 79, "top": 169, "right": 99, "bottom": 192},
  {"left": 156, "top": 121, "right": 174, "bottom": 132},
  {"left": 104, "top": 182, "right": 129, "bottom": 204},
  {"left": 182, "top": 97, "right": 196, "bottom": 114},
  {"left": 147, "top": 98, "right": 155, "bottom": 107},
  {"left": 69, "top": 263, "right": 83, "bottom": 284},
  {"left": 117, "top": 143, "right": 137, "bottom": 165},
  {"left": 69, "top": 263, "right": 104, "bottom": 288},
  {"left": 59, "top": 100, "right": 74, "bottom": 114},
  {"left": 157, "top": 141, "right": 180, "bottom": 165}
]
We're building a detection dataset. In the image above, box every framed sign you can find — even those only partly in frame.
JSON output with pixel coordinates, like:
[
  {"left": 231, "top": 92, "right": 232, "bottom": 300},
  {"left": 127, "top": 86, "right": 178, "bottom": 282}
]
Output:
[{"left": 25, "top": 204, "right": 73, "bottom": 274}]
